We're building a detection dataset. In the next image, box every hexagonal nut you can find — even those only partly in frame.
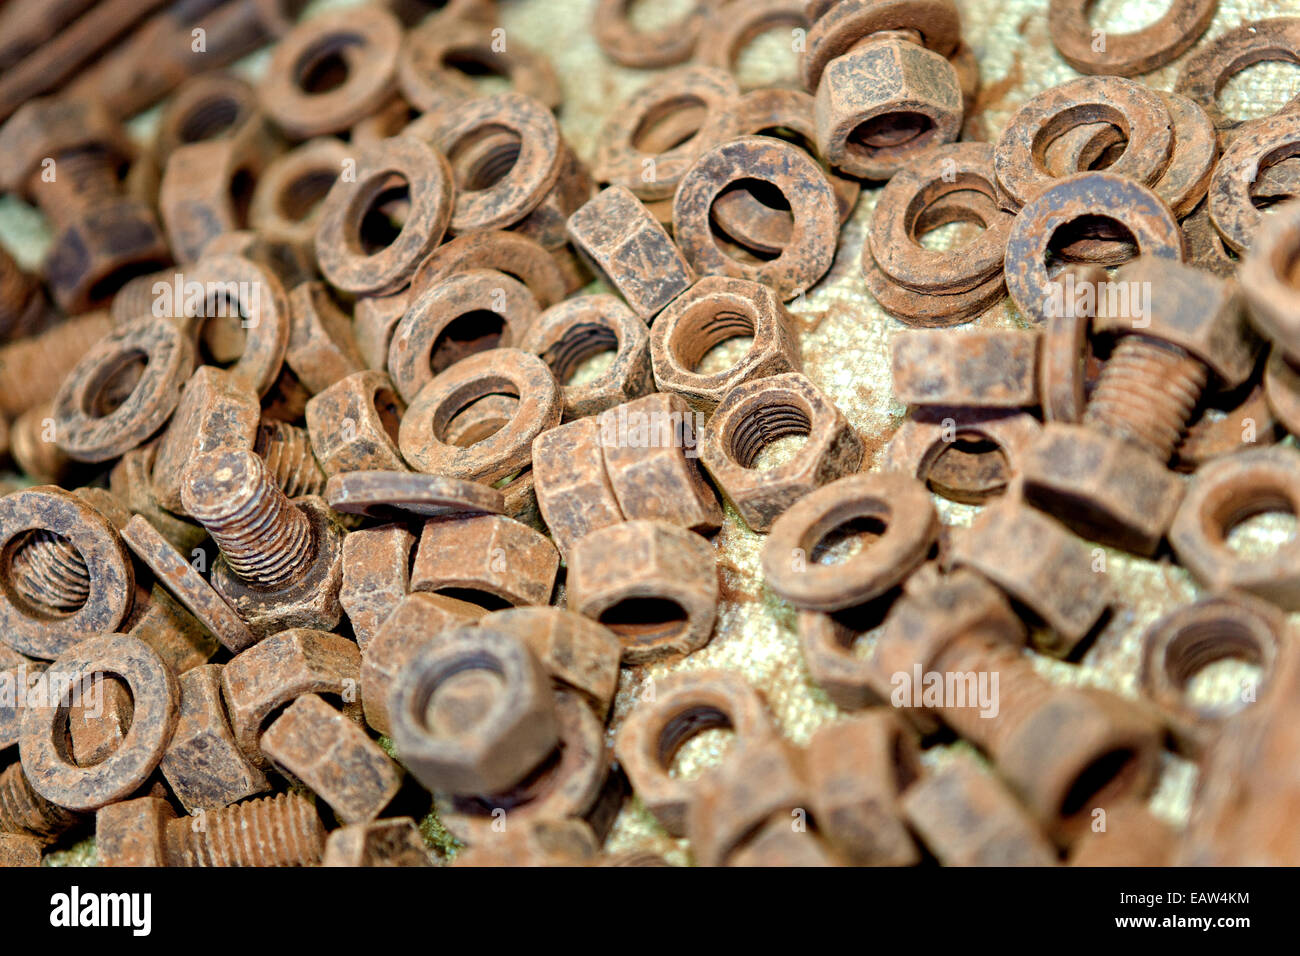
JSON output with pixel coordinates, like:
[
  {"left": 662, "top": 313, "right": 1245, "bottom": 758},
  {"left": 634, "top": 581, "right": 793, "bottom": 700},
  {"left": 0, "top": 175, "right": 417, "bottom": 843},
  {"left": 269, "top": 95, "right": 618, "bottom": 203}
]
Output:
[
  {"left": 901, "top": 753, "right": 1058, "bottom": 866},
  {"left": 613, "top": 669, "right": 774, "bottom": 835},
  {"left": 892, "top": 330, "right": 1040, "bottom": 407},
  {"left": 725, "top": 816, "right": 841, "bottom": 867},
  {"left": 159, "top": 664, "right": 270, "bottom": 813},
  {"left": 151, "top": 365, "right": 261, "bottom": 514},
  {"left": 323, "top": 817, "right": 433, "bottom": 866},
  {"left": 158, "top": 122, "right": 280, "bottom": 263},
  {"left": 1097, "top": 257, "right": 1259, "bottom": 388},
  {"left": 650, "top": 276, "right": 801, "bottom": 413},
  {"left": 340, "top": 523, "right": 414, "bottom": 650},
  {"left": 44, "top": 198, "right": 171, "bottom": 314},
  {"left": 595, "top": 392, "right": 722, "bottom": 533},
  {"left": 410, "top": 513, "right": 559, "bottom": 608},
  {"left": 220, "top": 627, "right": 361, "bottom": 768},
  {"left": 484, "top": 606, "right": 622, "bottom": 719},
  {"left": 814, "top": 37, "right": 963, "bottom": 181},
  {"left": 997, "top": 686, "right": 1162, "bottom": 840},
  {"left": 869, "top": 567, "right": 1026, "bottom": 705},
  {"left": 387, "top": 623, "right": 559, "bottom": 794},
  {"left": 687, "top": 735, "right": 810, "bottom": 867},
  {"left": 285, "top": 282, "right": 366, "bottom": 394},
  {"left": 453, "top": 818, "right": 600, "bottom": 867},
  {"left": 361, "top": 591, "right": 487, "bottom": 736},
  {"left": 1169, "top": 446, "right": 1300, "bottom": 610},
  {"left": 566, "top": 185, "right": 696, "bottom": 320},
  {"left": 0, "top": 646, "right": 44, "bottom": 750},
  {"left": 950, "top": 496, "right": 1112, "bottom": 656},
  {"left": 305, "top": 369, "right": 408, "bottom": 477},
  {"left": 0, "top": 833, "right": 44, "bottom": 867},
  {"left": 0, "top": 96, "right": 133, "bottom": 194},
  {"left": 701, "top": 372, "right": 864, "bottom": 532},
  {"left": 1021, "top": 421, "right": 1186, "bottom": 556},
  {"left": 567, "top": 520, "right": 719, "bottom": 665},
  {"left": 532, "top": 417, "right": 626, "bottom": 561},
  {"left": 519, "top": 294, "right": 654, "bottom": 419},
  {"left": 95, "top": 796, "right": 174, "bottom": 867},
  {"left": 1242, "top": 200, "right": 1300, "bottom": 365},
  {"left": 210, "top": 496, "right": 345, "bottom": 638},
  {"left": 807, "top": 711, "right": 922, "bottom": 866}
]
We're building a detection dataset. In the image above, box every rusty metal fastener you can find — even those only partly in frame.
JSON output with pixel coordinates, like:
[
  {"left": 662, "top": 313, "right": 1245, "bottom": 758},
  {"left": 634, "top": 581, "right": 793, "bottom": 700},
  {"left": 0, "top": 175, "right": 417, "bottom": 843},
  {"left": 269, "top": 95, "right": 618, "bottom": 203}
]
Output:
[
  {"left": 892, "top": 330, "right": 1040, "bottom": 408},
  {"left": 323, "top": 817, "right": 432, "bottom": 867},
  {"left": 97, "top": 791, "right": 324, "bottom": 866},
  {"left": 0, "top": 762, "right": 80, "bottom": 844}
]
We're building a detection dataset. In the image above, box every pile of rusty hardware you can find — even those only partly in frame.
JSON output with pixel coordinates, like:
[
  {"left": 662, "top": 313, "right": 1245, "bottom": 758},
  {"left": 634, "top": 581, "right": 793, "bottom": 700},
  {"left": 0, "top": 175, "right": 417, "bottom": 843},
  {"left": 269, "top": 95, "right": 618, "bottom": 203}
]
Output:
[{"left": 0, "top": 0, "right": 1297, "bottom": 868}]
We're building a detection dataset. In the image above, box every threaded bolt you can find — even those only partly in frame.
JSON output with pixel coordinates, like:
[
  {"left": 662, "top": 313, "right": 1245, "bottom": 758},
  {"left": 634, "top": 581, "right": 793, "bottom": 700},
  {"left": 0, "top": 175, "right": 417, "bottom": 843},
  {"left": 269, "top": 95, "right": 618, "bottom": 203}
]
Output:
[
  {"left": 11, "top": 529, "right": 90, "bottom": 612},
  {"left": 0, "top": 763, "right": 80, "bottom": 843},
  {"left": 1083, "top": 334, "right": 1209, "bottom": 462},
  {"left": 166, "top": 792, "right": 324, "bottom": 867},
  {"left": 181, "top": 449, "right": 315, "bottom": 589},
  {"left": 255, "top": 420, "right": 326, "bottom": 498},
  {"left": 26, "top": 148, "right": 122, "bottom": 231}
]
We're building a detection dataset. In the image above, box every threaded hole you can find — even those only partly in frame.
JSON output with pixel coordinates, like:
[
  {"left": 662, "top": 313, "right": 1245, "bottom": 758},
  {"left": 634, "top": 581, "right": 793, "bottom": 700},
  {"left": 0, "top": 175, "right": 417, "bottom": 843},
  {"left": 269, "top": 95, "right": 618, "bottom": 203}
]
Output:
[
  {"left": 925, "top": 437, "right": 1010, "bottom": 504},
  {"left": 448, "top": 126, "right": 521, "bottom": 192},
  {"left": 655, "top": 703, "right": 733, "bottom": 780},
  {"left": 599, "top": 596, "right": 689, "bottom": 644},
  {"left": 725, "top": 401, "right": 812, "bottom": 469},
  {"left": 849, "top": 112, "right": 935, "bottom": 160},
  {"left": 670, "top": 302, "right": 757, "bottom": 371},
  {"left": 6, "top": 529, "right": 90, "bottom": 616},
  {"left": 373, "top": 387, "right": 403, "bottom": 445},
  {"left": 544, "top": 322, "right": 619, "bottom": 383},
  {"left": 1221, "top": 500, "right": 1297, "bottom": 559},
  {"left": 1163, "top": 617, "right": 1265, "bottom": 717}
]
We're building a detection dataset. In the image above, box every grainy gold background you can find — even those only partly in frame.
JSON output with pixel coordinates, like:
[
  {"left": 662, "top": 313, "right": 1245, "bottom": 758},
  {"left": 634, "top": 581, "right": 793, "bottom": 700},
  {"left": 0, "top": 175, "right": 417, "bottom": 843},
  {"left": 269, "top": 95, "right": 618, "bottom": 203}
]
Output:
[{"left": 16, "top": 0, "right": 1300, "bottom": 865}]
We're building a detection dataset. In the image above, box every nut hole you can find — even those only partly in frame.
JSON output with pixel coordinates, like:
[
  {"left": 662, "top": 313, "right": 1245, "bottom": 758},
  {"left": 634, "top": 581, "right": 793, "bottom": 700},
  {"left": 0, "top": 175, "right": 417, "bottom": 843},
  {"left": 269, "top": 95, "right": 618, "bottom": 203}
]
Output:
[
  {"left": 632, "top": 94, "right": 707, "bottom": 152},
  {"left": 278, "top": 167, "right": 339, "bottom": 222},
  {"left": 430, "top": 310, "right": 508, "bottom": 375},
  {"left": 294, "top": 34, "right": 361, "bottom": 94},
  {"left": 599, "top": 596, "right": 690, "bottom": 644},
  {"left": 355, "top": 174, "right": 411, "bottom": 255},
  {"left": 670, "top": 302, "right": 757, "bottom": 372},
  {"left": 432, "top": 587, "right": 515, "bottom": 612},
  {"left": 1059, "top": 746, "right": 1140, "bottom": 819},
  {"left": 81, "top": 347, "right": 149, "bottom": 418},
  {"left": 373, "top": 386, "right": 403, "bottom": 445},
  {"left": 448, "top": 126, "right": 522, "bottom": 192},
  {"left": 655, "top": 702, "right": 733, "bottom": 779},
  {"left": 545, "top": 322, "right": 620, "bottom": 385},
  {"left": 849, "top": 112, "right": 936, "bottom": 159},
  {"left": 726, "top": 400, "right": 813, "bottom": 469},
  {"left": 180, "top": 95, "right": 244, "bottom": 143},
  {"left": 811, "top": 515, "right": 887, "bottom": 565},
  {"left": 6, "top": 529, "right": 91, "bottom": 616}
]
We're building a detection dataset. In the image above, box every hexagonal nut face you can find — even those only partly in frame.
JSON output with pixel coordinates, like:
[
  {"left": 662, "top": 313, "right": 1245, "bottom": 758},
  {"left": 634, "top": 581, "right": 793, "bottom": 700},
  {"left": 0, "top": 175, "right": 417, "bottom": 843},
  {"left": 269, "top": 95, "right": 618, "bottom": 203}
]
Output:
[
  {"left": 1169, "top": 446, "right": 1300, "bottom": 610},
  {"left": 531, "top": 417, "right": 625, "bottom": 561},
  {"left": 815, "top": 37, "right": 963, "bottom": 181},
  {"left": 1101, "top": 257, "right": 1259, "bottom": 387},
  {"left": 211, "top": 496, "right": 345, "bottom": 638},
  {"left": 340, "top": 523, "right": 414, "bottom": 650},
  {"left": 305, "top": 369, "right": 408, "bottom": 477},
  {"left": 0, "top": 96, "right": 132, "bottom": 193},
  {"left": 484, "top": 606, "right": 622, "bottom": 718},
  {"left": 595, "top": 392, "right": 722, "bottom": 533},
  {"left": 322, "top": 817, "right": 432, "bottom": 866},
  {"left": 567, "top": 520, "right": 719, "bottom": 664},
  {"left": 159, "top": 664, "right": 270, "bottom": 812},
  {"left": 95, "top": 796, "right": 174, "bottom": 867},
  {"left": 151, "top": 365, "right": 261, "bottom": 513},
  {"left": 650, "top": 276, "right": 801, "bottom": 413},
  {"left": 220, "top": 626, "right": 361, "bottom": 767},
  {"left": 410, "top": 513, "right": 560, "bottom": 608},
  {"left": 44, "top": 198, "right": 171, "bottom": 314},
  {"left": 998, "top": 686, "right": 1161, "bottom": 838},
  {"left": 701, "top": 372, "right": 864, "bottom": 532},
  {"left": 1242, "top": 202, "right": 1300, "bottom": 365},
  {"left": 1021, "top": 422, "right": 1185, "bottom": 556},
  {"left": 869, "top": 567, "right": 1025, "bottom": 697},
  {"left": 387, "top": 624, "right": 559, "bottom": 794},
  {"left": 452, "top": 818, "right": 600, "bottom": 867},
  {"left": 286, "top": 282, "right": 366, "bottom": 394}
]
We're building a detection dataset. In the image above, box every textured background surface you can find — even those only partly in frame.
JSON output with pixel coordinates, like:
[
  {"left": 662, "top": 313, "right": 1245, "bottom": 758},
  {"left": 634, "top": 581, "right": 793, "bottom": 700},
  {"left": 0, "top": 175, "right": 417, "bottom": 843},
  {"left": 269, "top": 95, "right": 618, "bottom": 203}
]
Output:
[{"left": 13, "top": 0, "right": 1300, "bottom": 865}]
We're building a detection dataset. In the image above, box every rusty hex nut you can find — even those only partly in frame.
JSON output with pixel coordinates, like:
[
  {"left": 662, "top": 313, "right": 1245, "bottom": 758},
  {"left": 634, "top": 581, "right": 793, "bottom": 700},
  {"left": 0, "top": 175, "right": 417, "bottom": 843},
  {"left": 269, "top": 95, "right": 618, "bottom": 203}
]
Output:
[
  {"left": 411, "top": 513, "right": 560, "bottom": 609},
  {"left": 815, "top": 36, "right": 963, "bottom": 181},
  {"left": 596, "top": 392, "right": 722, "bottom": 534},
  {"left": 1242, "top": 198, "right": 1300, "bottom": 365},
  {"left": 567, "top": 520, "right": 718, "bottom": 664},
  {"left": 44, "top": 199, "right": 173, "bottom": 316},
  {"left": 360, "top": 591, "right": 486, "bottom": 736},
  {"left": 323, "top": 817, "right": 432, "bottom": 867},
  {"left": 701, "top": 372, "right": 864, "bottom": 533},
  {"left": 305, "top": 369, "right": 408, "bottom": 477},
  {"left": 614, "top": 669, "right": 774, "bottom": 835},
  {"left": 387, "top": 622, "right": 559, "bottom": 794},
  {"left": 220, "top": 627, "right": 361, "bottom": 768},
  {"left": 566, "top": 186, "right": 697, "bottom": 320},
  {"left": 520, "top": 295, "right": 654, "bottom": 420},
  {"left": 892, "top": 330, "right": 1041, "bottom": 408},
  {"left": 650, "top": 276, "right": 801, "bottom": 414},
  {"left": 532, "top": 417, "right": 625, "bottom": 562},
  {"left": 284, "top": 282, "right": 366, "bottom": 394},
  {"left": 484, "top": 606, "right": 623, "bottom": 720},
  {"left": 249, "top": 136, "right": 351, "bottom": 251},
  {"left": 159, "top": 663, "right": 270, "bottom": 813},
  {"left": 340, "top": 523, "right": 414, "bottom": 651},
  {"left": 1169, "top": 446, "right": 1300, "bottom": 610}
]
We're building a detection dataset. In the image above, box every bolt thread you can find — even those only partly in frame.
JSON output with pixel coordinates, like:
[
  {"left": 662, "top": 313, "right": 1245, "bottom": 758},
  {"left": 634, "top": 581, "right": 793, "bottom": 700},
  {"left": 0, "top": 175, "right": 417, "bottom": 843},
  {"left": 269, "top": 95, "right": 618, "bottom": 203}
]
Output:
[
  {"left": 256, "top": 420, "right": 326, "bottom": 498},
  {"left": 931, "top": 635, "right": 1060, "bottom": 758},
  {"left": 8, "top": 402, "right": 72, "bottom": 485},
  {"left": 28, "top": 148, "right": 121, "bottom": 230},
  {"left": 172, "top": 792, "right": 324, "bottom": 867},
  {"left": 0, "top": 246, "right": 36, "bottom": 334},
  {"left": 0, "top": 763, "right": 79, "bottom": 842},
  {"left": 1084, "top": 335, "right": 1208, "bottom": 462},
  {"left": 10, "top": 530, "right": 90, "bottom": 612},
  {"left": 183, "top": 450, "right": 315, "bottom": 588}
]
